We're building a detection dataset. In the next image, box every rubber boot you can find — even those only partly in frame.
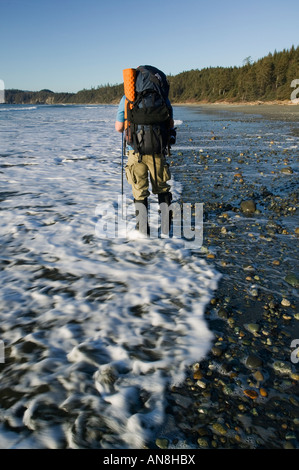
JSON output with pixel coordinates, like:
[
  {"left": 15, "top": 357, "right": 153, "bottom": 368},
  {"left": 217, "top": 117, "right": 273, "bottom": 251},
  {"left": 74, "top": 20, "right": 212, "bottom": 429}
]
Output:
[
  {"left": 134, "top": 198, "right": 149, "bottom": 236},
  {"left": 158, "top": 191, "right": 172, "bottom": 236}
]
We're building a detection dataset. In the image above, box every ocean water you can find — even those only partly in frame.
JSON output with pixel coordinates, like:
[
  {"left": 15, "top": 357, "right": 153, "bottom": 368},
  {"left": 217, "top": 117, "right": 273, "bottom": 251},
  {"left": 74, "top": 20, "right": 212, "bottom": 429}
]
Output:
[{"left": 0, "top": 104, "right": 221, "bottom": 448}]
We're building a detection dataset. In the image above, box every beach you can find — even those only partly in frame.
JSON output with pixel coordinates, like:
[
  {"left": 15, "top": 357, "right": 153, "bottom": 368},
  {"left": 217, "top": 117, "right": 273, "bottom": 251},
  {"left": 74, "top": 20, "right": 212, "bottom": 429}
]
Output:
[
  {"left": 162, "top": 103, "right": 299, "bottom": 449},
  {"left": 0, "top": 103, "right": 298, "bottom": 449},
  {"left": 199, "top": 102, "right": 299, "bottom": 122}
]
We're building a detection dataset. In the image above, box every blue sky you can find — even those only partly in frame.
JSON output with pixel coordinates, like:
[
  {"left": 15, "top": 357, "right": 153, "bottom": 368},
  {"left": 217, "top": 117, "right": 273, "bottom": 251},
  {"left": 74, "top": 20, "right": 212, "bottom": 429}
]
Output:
[{"left": 1, "top": 0, "right": 298, "bottom": 92}]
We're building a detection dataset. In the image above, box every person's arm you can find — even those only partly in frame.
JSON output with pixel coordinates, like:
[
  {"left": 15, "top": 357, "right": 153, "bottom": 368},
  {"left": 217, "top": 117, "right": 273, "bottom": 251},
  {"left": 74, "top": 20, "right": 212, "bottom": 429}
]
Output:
[
  {"left": 115, "top": 120, "right": 124, "bottom": 133},
  {"left": 115, "top": 95, "right": 125, "bottom": 133}
]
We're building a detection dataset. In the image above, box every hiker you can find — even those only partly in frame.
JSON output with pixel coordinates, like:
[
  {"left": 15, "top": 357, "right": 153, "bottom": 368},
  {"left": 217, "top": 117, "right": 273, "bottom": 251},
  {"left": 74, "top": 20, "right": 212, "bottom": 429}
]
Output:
[{"left": 115, "top": 65, "right": 176, "bottom": 235}]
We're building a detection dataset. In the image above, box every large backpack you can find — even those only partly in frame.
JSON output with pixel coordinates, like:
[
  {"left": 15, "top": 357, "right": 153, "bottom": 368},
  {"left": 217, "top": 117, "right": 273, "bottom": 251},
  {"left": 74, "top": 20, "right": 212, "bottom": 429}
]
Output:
[{"left": 125, "top": 65, "right": 172, "bottom": 156}]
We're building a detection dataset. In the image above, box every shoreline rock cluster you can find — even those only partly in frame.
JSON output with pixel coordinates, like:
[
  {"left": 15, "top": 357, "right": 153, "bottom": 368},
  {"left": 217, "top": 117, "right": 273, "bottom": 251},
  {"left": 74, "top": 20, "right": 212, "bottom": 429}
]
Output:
[{"left": 155, "top": 106, "right": 299, "bottom": 449}]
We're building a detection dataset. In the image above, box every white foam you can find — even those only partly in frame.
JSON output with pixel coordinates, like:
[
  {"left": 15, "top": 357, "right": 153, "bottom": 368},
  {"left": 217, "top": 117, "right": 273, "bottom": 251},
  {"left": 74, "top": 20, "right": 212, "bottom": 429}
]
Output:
[
  {"left": 0, "top": 106, "right": 37, "bottom": 111},
  {"left": 0, "top": 104, "right": 220, "bottom": 449}
]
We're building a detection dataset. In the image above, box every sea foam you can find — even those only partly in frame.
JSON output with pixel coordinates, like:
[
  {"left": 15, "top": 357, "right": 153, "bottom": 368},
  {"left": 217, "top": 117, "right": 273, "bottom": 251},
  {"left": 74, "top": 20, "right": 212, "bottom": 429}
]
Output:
[{"left": 0, "top": 104, "right": 220, "bottom": 448}]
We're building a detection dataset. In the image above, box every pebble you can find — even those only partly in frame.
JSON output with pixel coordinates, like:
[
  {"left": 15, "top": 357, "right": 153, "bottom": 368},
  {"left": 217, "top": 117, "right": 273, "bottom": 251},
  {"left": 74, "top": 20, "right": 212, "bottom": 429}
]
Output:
[
  {"left": 254, "top": 370, "right": 264, "bottom": 381},
  {"left": 246, "top": 323, "right": 260, "bottom": 334},
  {"left": 280, "top": 167, "right": 293, "bottom": 174},
  {"left": 197, "top": 437, "right": 209, "bottom": 447},
  {"left": 155, "top": 438, "right": 169, "bottom": 449},
  {"left": 246, "top": 354, "right": 263, "bottom": 369},
  {"left": 196, "top": 379, "right": 207, "bottom": 389},
  {"left": 212, "top": 422, "right": 228, "bottom": 435},
  {"left": 285, "top": 273, "right": 299, "bottom": 288},
  {"left": 284, "top": 442, "right": 295, "bottom": 449},
  {"left": 281, "top": 298, "right": 291, "bottom": 307},
  {"left": 193, "top": 370, "right": 203, "bottom": 380},
  {"left": 273, "top": 361, "right": 292, "bottom": 375},
  {"left": 218, "top": 307, "right": 228, "bottom": 319},
  {"left": 243, "top": 389, "right": 258, "bottom": 399},
  {"left": 240, "top": 200, "right": 256, "bottom": 214},
  {"left": 243, "top": 263, "right": 255, "bottom": 271},
  {"left": 249, "top": 287, "right": 259, "bottom": 297},
  {"left": 290, "top": 373, "right": 299, "bottom": 381},
  {"left": 211, "top": 346, "right": 223, "bottom": 357},
  {"left": 259, "top": 388, "right": 268, "bottom": 397}
]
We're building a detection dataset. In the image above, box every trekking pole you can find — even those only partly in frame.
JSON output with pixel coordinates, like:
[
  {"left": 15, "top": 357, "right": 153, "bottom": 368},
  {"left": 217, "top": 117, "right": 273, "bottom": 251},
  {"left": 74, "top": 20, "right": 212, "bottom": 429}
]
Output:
[{"left": 121, "top": 131, "right": 124, "bottom": 219}]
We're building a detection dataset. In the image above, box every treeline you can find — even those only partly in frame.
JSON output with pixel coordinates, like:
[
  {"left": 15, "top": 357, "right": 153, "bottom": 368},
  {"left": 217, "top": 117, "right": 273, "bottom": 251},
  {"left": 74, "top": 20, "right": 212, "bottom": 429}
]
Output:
[
  {"left": 5, "top": 84, "right": 123, "bottom": 105},
  {"left": 5, "top": 89, "right": 75, "bottom": 105},
  {"left": 4, "top": 46, "right": 299, "bottom": 105},
  {"left": 168, "top": 45, "right": 299, "bottom": 103}
]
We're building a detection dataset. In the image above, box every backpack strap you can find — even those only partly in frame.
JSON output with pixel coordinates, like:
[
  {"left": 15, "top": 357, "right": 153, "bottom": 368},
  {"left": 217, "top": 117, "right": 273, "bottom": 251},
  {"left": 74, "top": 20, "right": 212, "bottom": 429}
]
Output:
[
  {"left": 149, "top": 126, "right": 158, "bottom": 184},
  {"left": 135, "top": 124, "right": 144, "bottom": 162}
]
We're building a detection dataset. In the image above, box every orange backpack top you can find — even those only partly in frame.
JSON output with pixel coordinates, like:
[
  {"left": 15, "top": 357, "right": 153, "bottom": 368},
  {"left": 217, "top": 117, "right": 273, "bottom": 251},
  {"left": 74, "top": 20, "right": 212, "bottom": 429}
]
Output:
[{"left": 123, "top": 68, "right": 136, "bottom": 133}]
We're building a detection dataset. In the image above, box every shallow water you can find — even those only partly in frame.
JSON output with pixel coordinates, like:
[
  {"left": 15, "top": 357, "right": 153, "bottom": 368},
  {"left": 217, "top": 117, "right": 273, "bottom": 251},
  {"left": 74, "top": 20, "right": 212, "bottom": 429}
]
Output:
[
  {"left": 0, "top": 103, "right": 298, "bottom": 449},
  {"left": 0, "top": 104, "right": 221, "bottom": 449},
  {"left": 172, "top": 105, "right": 299, "bottom": 302}
]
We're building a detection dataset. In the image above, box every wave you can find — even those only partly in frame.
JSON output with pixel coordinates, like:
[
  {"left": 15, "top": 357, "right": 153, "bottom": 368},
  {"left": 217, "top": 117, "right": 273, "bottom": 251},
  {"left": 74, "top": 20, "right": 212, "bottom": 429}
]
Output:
[
  {"left": 0, "top": 106, "right": 37, "bottom": 112},
  {"left": 0, "top": 104, "right": 220, "bottom": 449}
]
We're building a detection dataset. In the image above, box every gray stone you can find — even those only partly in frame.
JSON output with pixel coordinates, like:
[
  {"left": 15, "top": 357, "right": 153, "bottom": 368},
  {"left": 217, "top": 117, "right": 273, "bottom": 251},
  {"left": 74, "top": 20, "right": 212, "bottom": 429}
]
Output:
[
  {"left": 240, "top": 200, "right": 256, "bottom": 213},
  {"left": 246, "top": 354, "right": 263, "bottom": 369}
]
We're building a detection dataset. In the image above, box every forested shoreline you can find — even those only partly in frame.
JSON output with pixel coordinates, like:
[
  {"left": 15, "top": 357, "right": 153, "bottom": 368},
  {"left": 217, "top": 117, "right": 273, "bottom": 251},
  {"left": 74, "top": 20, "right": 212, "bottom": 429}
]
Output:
[{"left": 4, "top": 46, "right": 299, "bottom": 105}]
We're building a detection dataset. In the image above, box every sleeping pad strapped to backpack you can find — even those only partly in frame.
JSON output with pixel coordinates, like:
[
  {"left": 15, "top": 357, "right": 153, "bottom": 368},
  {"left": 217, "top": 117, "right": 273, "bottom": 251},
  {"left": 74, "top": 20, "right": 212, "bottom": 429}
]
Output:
[{"left": 123, "top": 65, "right": 172, "bottom": 157}]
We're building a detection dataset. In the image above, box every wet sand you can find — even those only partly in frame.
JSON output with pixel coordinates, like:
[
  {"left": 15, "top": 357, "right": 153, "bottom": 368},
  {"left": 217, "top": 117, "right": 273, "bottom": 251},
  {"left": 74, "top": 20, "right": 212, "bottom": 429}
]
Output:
[{"left": 182, "top": 102, "right": 299, "bottom": 123}]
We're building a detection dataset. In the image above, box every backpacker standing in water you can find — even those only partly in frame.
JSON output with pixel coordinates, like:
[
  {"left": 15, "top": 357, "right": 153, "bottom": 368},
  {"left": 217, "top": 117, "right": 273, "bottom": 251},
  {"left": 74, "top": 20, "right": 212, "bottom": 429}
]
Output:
[{"left": 115, "top": 65, "right": 176, "bottom": 236}]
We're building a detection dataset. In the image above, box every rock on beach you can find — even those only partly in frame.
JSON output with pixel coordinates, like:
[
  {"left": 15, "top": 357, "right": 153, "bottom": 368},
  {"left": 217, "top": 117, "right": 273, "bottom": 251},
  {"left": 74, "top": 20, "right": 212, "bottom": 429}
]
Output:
[
  {"left": 240, "top": 200, "right": 256, "bottom": 214},
  {"left": 159, "top": 103, "right": 299, "bottom": 450}
]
